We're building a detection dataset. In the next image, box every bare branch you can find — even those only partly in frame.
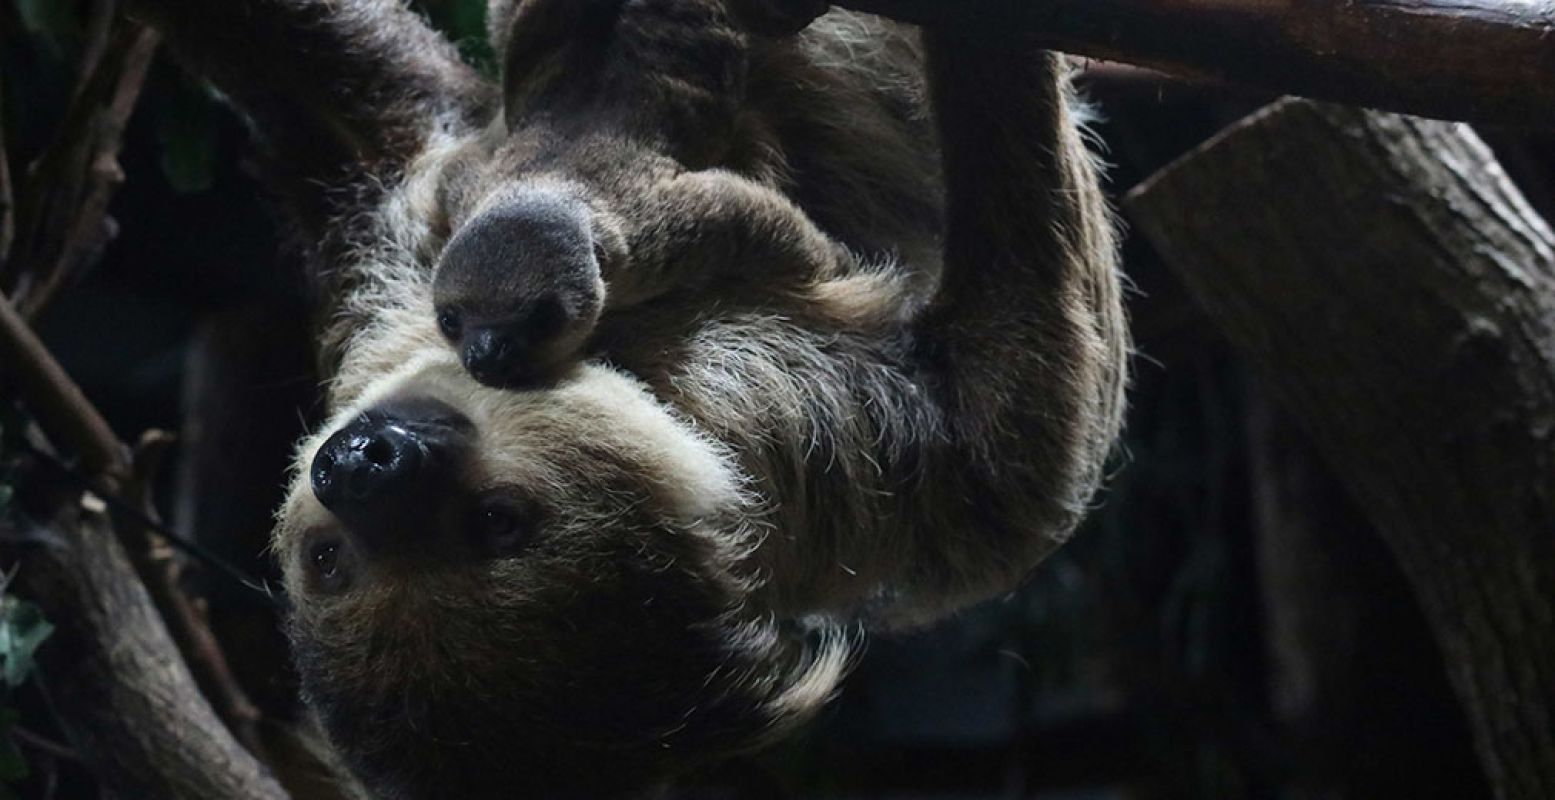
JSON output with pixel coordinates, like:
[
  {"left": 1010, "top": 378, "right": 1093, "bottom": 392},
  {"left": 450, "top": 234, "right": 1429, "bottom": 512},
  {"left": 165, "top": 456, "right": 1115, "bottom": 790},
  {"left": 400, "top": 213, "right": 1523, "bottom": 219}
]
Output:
[
  {"left": 4, "top": 504, "right": 289, "bottom": 800},
  {"left": 0, "top": 298, "right": 276, "bottom": 768},
  {"left": 6, "top": 20, "right": 159, "bottom": 319},
  {"left": 838, "top": 0, "right": 1555, "bottom": 126},
  {"left": 0, "top": 294, "right": 126, "bottom": 481},
  {"left": 73, "top": 0, "right": 121, "bottom": 101},
  {"left": 119, "top": 430, "right": 270, "bottom": 759},
  {"left": 0, "top": 87, "right": 12, "bottom": 275}
]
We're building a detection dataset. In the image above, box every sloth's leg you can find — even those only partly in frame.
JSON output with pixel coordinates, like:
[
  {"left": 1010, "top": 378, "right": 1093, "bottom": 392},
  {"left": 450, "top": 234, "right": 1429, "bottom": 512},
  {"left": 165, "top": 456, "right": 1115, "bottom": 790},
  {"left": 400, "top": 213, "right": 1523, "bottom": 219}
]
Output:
[
  {"left": 903, "top": 37, "right": 1127, "bottom": 609},
  {"left": 494, "top": 0, "right": 749, "bottom": 169},
  {"left": 126, "top": 0, "right": 491, "bottom": 221}
]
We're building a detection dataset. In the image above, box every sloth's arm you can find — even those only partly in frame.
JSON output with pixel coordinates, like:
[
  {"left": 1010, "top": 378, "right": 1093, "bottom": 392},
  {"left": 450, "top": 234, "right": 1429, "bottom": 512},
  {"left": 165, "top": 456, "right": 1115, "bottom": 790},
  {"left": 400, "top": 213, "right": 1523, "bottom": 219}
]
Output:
[
  {"left": 600, "top": 169, "right": 855, "bottom": 309},
  {"left": 902, "top": 36, "right": 1127, "bottom": 610},
  {"left": 493, "top": 0, "right": 747, "bottom": 168},
  {"left": 125, "top": 0, "right": 492, "bottom": 211}
]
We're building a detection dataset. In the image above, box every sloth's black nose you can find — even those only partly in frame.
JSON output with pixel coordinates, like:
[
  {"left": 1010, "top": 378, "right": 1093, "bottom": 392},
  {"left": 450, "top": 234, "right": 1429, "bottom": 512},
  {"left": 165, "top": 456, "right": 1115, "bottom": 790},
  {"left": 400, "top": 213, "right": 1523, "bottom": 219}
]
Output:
[
  {"left": 313, "top": 423, "right": 422, "bottom": 506},
  {"left": 311, "top": 399, "right": 470, "bottom": 544},
  {"left": 455, "top": 297, "right": 570, "bottom": 386}
]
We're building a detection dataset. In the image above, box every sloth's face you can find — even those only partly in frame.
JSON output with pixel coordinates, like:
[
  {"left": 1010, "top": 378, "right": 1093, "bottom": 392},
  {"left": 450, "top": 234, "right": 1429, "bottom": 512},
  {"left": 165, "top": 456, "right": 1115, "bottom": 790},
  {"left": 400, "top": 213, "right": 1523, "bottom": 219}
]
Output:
[{"left": 271, "top": 353, "right": 813, "bottom": 797}]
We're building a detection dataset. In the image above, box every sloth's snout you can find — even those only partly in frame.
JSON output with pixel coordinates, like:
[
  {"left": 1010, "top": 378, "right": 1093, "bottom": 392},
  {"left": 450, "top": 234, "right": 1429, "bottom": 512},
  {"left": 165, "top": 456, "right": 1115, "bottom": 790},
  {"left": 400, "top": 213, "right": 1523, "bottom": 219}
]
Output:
[
  {"left": 448, "top": 293, "right": 573, "bottom": 386},
  {"left": 311, "top": 398, "right": 471, "bottom": 546},
  {"left": 434, "top": 188, "right": 605, "bottom": 388},
  {"left": 313, "top": 423, "right": 422, "bottom": 505}
]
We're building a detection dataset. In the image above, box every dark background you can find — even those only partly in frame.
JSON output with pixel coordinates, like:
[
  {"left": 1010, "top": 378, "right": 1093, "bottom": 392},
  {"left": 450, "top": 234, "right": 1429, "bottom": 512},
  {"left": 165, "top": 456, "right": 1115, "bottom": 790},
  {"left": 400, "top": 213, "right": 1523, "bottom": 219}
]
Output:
[{"left": 6, "top": 0, "right": 1532, "bottom": 796}]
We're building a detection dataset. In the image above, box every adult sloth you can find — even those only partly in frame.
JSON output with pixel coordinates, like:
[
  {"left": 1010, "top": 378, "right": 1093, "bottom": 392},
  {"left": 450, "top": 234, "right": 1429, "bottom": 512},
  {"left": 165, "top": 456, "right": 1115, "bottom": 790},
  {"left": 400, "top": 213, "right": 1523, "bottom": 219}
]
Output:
[{"left": 127, "top": 0, "right": 1127, "bottom": 796}]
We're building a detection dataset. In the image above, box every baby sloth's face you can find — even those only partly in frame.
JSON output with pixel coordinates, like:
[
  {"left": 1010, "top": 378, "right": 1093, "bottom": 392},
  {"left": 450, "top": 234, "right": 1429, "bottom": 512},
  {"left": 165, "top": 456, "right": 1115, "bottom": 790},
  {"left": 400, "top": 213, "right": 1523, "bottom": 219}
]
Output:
[{"left": 272, "top": 356, "right": 831, "bottom": 798}]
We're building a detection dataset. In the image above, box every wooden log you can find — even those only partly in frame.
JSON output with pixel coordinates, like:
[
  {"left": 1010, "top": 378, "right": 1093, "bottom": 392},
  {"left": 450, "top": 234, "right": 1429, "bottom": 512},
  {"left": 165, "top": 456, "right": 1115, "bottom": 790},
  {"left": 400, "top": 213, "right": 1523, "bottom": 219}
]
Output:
[
  {"left": 1126, "top": 100, "right": 1555, "bottom": 800},
  {"left": 837, "top": 0, "right": 1555, "bottom": 127}
]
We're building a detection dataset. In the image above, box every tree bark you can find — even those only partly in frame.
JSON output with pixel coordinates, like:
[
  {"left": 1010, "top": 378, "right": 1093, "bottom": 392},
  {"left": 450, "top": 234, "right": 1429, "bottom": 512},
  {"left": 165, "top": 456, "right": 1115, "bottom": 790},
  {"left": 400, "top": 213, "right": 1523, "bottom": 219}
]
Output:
[
  {"left": 5, "top": 504, "right": 288, "bottom": 800},
  {"left": 837, "top": 0, "right": 1555, "bottom": 127},
  {"left": 1247, "top": 389, "right": 1489, "bottom": 799},
  {"left": 1126, "top": 100, "right": 1555, "bottom": 800}
]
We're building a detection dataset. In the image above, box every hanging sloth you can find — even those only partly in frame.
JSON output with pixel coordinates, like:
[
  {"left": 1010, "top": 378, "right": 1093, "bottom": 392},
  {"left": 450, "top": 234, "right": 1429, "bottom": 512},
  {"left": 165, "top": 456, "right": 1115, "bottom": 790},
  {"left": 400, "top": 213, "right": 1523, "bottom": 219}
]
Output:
[{"left": 126, "top": 0, "right": 1127, "bottom": 796}]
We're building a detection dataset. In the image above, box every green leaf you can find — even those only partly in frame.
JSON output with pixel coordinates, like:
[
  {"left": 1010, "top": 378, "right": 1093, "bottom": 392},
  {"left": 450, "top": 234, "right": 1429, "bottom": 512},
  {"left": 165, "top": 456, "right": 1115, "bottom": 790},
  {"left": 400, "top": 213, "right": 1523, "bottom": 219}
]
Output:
[
  {"left": 0, "top": 598, "right": 52, "bottom": 689},
  {"left": 420, "top": 0, "right": 494, "bottom": 74}
]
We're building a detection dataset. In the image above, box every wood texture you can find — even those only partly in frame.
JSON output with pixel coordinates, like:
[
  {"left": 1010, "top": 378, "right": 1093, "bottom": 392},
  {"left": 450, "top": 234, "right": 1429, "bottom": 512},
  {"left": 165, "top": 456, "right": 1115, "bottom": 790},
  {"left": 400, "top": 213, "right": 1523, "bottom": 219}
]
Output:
[
  {"left": 1127, "top": 100, "right": 1555, "bottom": 800},
  {"left": 839, "top": 0, "right": 1555, "bottom": 126},
  {"left": 9, "top": 505, "right": 287, "bottom": 800}
]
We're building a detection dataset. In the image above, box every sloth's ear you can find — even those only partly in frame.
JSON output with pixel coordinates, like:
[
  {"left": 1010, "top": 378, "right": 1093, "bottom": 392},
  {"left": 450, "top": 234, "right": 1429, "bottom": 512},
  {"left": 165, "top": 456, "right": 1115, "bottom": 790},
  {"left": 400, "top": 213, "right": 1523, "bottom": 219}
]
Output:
[{"left": 127, "top": 0, "right": 496, "bottom": 225}]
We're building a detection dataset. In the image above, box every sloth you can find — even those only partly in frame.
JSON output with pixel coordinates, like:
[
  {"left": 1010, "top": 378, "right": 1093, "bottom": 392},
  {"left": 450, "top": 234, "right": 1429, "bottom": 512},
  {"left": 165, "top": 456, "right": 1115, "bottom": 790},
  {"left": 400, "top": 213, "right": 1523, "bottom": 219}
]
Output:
[{"left": 128, "top": 0, "right": 1126, "bottom": 796}]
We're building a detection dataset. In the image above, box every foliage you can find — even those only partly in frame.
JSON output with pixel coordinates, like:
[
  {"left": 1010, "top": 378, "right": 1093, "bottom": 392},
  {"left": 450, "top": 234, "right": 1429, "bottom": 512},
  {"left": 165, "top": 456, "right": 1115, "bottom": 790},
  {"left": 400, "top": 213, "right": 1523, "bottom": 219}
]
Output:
[
  {"left": 417, "top": 0, "right": 494, "bottom": 74},
  {"left": 0, "top": 415, "right": 53, "bottom": 788}
]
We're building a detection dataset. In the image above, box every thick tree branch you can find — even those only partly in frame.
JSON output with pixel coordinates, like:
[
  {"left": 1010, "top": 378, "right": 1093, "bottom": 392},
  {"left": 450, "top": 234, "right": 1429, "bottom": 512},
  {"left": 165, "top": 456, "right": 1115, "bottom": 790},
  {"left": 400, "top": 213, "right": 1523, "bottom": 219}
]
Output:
[
  {"left": 3, "top": 505, "right": 288, "bottom": 800},
  {"left": 1126, "top": 100, "right": 1555, "bottom": 800},
  {"left": 838, "top": 0, "right": 1555, "bottom": 127}
]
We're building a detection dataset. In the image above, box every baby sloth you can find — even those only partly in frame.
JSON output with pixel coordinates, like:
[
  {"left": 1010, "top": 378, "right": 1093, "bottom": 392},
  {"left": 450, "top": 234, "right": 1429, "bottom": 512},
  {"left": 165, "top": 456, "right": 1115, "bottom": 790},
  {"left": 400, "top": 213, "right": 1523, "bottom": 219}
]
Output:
[{"left": 130, "top": 0, "right": 1126, "bottom": 796}]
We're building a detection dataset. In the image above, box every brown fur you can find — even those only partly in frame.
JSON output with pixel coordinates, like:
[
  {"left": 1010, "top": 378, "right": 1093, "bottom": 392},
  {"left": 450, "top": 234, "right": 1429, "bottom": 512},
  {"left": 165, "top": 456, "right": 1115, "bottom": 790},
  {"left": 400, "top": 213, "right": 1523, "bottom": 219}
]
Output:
[{"left": 133, "top": 0, "right": 1127, "bottom": 796}]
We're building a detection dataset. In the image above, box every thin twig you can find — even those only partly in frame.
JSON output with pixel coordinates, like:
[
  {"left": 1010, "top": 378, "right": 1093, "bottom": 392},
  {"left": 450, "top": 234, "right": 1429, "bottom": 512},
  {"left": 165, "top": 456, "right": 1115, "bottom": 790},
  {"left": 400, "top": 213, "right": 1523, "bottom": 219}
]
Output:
[
  {"left": 0, "top": 295, "right": 272, "bottom": 759},
  {"left": 7, "top": 20, "right": 158, "bottom": 318},
  {"left": 0, "top": 77, "right": 14, "bottom": 273},
  {"left": 74, "top": 0, "right": 122, "bottom": 102},
  {"left": 11, "top": 726, "right": 81, "bottom": 763},
  {"left": 0, "top": 294, "right": 126, "bottom": 481},
  {"left": 120, "top": 431, "right": 270, "bottom": 759}
]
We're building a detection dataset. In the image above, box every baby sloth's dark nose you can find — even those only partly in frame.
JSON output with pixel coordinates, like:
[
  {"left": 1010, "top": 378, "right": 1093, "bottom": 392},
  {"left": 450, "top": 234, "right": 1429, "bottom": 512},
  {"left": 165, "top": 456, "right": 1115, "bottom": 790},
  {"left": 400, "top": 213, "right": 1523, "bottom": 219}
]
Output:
[
  {"left": 433, "top": 188, "right": 606, "bottom": 388},
  {"left": 311, "top": 399, "right": 470, "bottom": 545},
  {"left": 453, "top": 297, "right": 570, "bottom": 386}
]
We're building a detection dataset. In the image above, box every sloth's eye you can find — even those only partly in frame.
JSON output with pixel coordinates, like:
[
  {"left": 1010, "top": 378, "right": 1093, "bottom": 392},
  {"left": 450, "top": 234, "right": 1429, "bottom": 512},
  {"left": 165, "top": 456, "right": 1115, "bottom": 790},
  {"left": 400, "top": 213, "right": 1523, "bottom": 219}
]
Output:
[
  {"left": 436, "top": 308, "right": 462, "bottom": 341},
  {"left": 472, "top": 497, "right": 534, "bottom": 556},
  {"left": 309, "top": 539, "right": 347, "bottom": 591}
]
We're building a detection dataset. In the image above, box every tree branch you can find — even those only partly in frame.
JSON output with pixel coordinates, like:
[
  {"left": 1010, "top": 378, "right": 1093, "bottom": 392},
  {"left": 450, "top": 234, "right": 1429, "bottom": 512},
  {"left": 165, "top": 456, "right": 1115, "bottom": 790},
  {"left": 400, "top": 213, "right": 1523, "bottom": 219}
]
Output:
[
  {"left": 1126, "top": 99, "right": 1555, "bottom": 800},
  {"left": 4, "top": 505, "right": 288, "bottom": 800},
  {"left": 74, "top": 0, "right": 122, "bottom": 102},
  {"left": 4, "top": 19, "right": 158, "bottom": 318},
  {"left": 0, "top": 288, "right": 277, "bottom": 766},
  {"left": 120, "top": 430, "right": 269, "bottom": 759},
  {"left": 0, "top": 295, "right": 126, "bottom": 482},
  {"left": 0, "top": 78, "right": 14, "bottom": 274},
  {"left": 837, "top": 0, "right": 1555, "bottom": 127}
]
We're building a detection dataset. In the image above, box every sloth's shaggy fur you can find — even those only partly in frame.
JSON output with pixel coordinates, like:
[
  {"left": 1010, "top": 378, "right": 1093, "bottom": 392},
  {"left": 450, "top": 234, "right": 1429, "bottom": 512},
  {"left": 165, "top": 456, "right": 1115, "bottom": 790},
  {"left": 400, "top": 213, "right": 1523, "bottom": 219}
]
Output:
[{"left": 131, "top": 0, "right": 1126, "bottom": 796}]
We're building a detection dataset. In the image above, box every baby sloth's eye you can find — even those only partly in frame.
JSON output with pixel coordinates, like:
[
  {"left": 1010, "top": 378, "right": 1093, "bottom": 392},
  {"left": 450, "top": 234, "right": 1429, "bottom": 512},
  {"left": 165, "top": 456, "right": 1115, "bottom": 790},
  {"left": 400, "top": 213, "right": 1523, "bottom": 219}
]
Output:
[
  {"left": 437, "top": 308, "right": 462, "bottom": 341},
  {"left": 471, "top": 495, "right": 537, "bottom": 556}
]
